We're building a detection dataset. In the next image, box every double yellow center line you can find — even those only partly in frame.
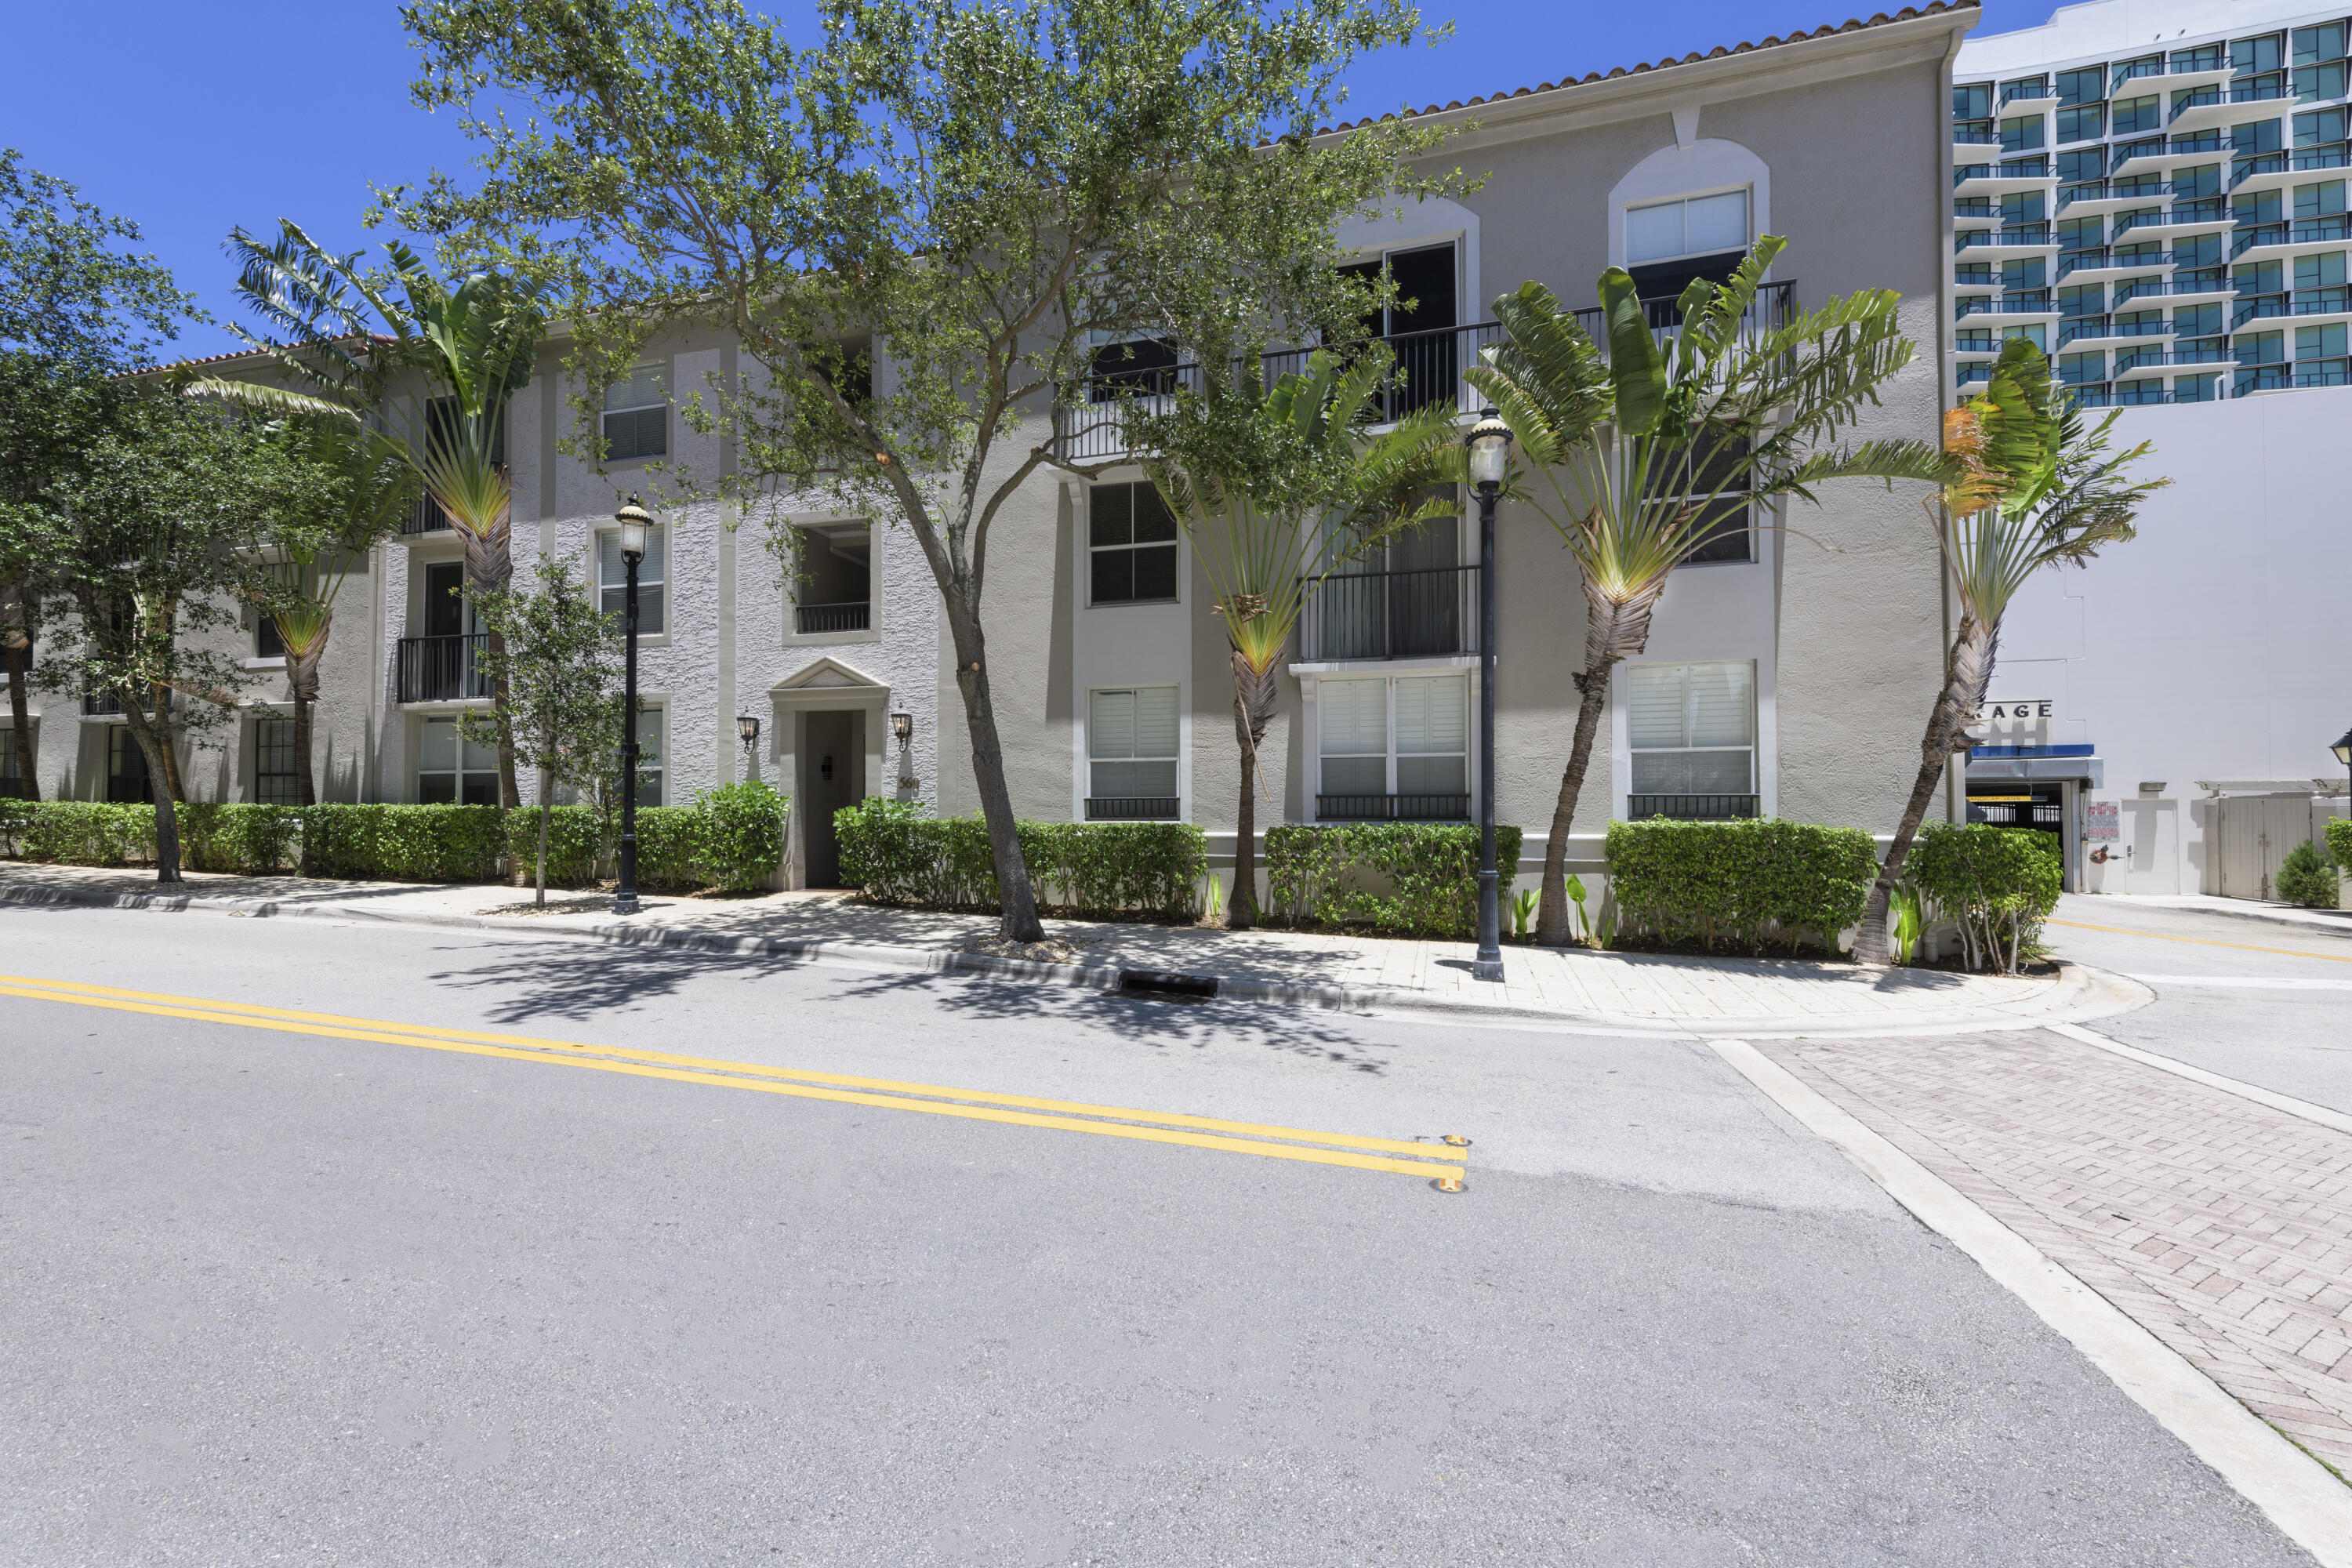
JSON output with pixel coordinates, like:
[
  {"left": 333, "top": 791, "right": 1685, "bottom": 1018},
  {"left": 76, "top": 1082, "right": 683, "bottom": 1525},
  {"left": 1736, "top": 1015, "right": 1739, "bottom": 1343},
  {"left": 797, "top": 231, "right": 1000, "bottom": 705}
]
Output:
[{"left": 0, "top": 973, "right": 1470, "bottom": 1185}]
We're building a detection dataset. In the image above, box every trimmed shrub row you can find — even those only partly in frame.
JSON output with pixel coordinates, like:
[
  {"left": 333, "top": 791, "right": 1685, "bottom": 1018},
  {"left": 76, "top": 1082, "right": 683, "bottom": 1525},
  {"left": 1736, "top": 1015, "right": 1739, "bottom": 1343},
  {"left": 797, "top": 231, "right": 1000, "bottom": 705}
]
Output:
[
  {"left": 835, "top": 800, "right": 1206, "bottom": 920},
  {"left": 1263, "top": 822, "right": 1524, "bottom": 941},
  {"left": 0, "top": 786, "right": 788, "bottom": 894},
  {"left": 1606, "top": 818, "right": 1878, "bottom": 956}
]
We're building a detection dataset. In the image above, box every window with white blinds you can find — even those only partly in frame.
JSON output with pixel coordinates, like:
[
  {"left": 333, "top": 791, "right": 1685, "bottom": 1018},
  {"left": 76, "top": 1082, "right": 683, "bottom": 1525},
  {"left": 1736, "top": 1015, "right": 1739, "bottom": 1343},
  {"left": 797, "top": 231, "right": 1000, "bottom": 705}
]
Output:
[
  {"left": 1319, "top": 674, "right": 1467, "bottom": 806},
  {"left": 1626, "top": 190, "right": 1750, "bottom": 264},
  {"left": 1627, "top": 661, "right": 1755, "bottom": 795},
  {"left": 597, "top": 524, "right": 666, "bottom": 635},
  {"left": 1087, "top": 687, "right": 1179, "bottom": 804},
  {"left": 602, "top": 365, "right": 667, "bottom": 461}
]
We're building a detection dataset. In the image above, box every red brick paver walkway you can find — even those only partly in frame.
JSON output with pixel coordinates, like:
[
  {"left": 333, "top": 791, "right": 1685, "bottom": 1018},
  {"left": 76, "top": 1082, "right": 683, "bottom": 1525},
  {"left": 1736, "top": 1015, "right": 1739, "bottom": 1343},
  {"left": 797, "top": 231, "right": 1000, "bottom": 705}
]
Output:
[{"left": 1759, "top": 1030, "right": 2352, "bottom": 1475}]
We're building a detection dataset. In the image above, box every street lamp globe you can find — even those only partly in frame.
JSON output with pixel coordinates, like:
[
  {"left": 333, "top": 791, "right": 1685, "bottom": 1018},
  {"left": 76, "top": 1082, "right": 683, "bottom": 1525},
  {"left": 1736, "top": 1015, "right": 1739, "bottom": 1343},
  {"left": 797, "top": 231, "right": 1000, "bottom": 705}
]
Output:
[
  {"left": 1467, "top": 412, "right": 1512, "bottom": 491},
  {"left": 2333, "top": 728, "right": 2352, "bottom": 768},
  {"left": 615, "top": 496, "right": 652, "bottom": 561}
]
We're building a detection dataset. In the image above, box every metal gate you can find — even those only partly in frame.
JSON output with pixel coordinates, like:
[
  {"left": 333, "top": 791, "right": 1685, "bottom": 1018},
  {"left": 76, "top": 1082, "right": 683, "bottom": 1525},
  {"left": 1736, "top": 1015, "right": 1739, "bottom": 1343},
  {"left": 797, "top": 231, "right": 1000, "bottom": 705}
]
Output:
[{"left": 2210, "top": 794, "right": 2324, "bottom": 901}]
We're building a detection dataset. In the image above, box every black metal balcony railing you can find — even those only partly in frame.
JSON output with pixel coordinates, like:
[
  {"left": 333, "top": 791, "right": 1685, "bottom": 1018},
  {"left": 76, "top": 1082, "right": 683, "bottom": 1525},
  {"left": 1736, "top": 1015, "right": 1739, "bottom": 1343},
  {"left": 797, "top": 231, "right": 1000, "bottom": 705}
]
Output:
[
  {"left": 1626, "top": 793, "right": 1761, "bottom": 821},
  {"left": 2294, "top": 142, "right": 2351, "bottom": 172},
  {"left": 395, "top": 633, "right": 492, "bottom": 703},
  {"left": 1053, "top": 285, "right": 1798, "bottom": 462},
  {"left": 1084, "top": 796, "right": 1181, "bottom": 822},
  {"left": 2116, "top": 275, "right": 2230, "bottom": 303},
  {"left": 1955, "top": 223, "right": 2053, "bottom": 252},
  {"left": 2169, "top": 86, "right": 2224, "bottom": 121},
  {"left": 1317, "top": 793, "right": 1468, "bottom": 822},
  {"left": 1998, "top": 83, "right": 2052, "bottom": 107},
  {"left": 1954, "top": 128, "right": 2001, "bottom": 146},
  {"left": 2112, "top": 137, "right": 2166, "bottom": 170},
  {"left": 2293, "top": 361, "right": 2352, "bottom": 387},
  {"left": 1955, "top": 291, "right": 2053, "bottom": 319},
  {"left": 1298, "top": 563, "right": 1479, "bottom": 662},
  {"left": 2059, "top": 179, "right": 2176, "bottom": 209},
  {"left": 2230, "top": 79, "right": 2288, "bottom": 103},
  {"left": 401, "top": 495, "right": 454, "bottom": 536},
  {"left": 2232, "top": 152, "right": 2288, "bottom": 188},
  {"left": 80, "top": 688, "right": 176, "bottom": 717},
  {"left": 2168, "top": 132, "right": 2225, "bottom": 154},
  {"left": 795, "top": 601, "right": 871, "bottom": 635}
]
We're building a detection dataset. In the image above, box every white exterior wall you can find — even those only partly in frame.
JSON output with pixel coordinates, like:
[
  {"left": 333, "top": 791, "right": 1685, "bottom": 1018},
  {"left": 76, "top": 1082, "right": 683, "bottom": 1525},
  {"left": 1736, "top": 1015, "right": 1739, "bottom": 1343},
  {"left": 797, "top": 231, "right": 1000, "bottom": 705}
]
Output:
[{"left": 1994, "top": 387, "right": 2352, "bottom": 894}]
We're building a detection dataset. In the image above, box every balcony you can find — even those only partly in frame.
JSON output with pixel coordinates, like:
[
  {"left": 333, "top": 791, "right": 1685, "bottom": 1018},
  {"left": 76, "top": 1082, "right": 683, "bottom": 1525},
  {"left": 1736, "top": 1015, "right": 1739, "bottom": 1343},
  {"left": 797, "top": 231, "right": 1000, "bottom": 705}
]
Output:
[
  {"left": 1316, "top": 793, "right": 1468, "bottom": 822},
  {"left": 1955, "top": 291, "right": 2056, "bottom": 320},
  {"left": 794, "top": 601, "right": 871, "bottom": 635},
  {"left": 2116, "top": 274, "right": 2233, "bottom": 304},
  {"left": 1054, "top": 285, "right": 1796, "bottom": 462},
  {"left": 2293, "top": 141, "right": 2351, "bottom": 173},
  {"left": 2234, "top": 364, "right": 2292, "bottom": 395},
  {"left": 1955, "top": 223, "right": 2055, "bottom": 254},
  {"left": 2231, "top": 216, "right": 2352, "bottom": 261},
  {"left": 401, "top": 495, "right": 455, "bottom": 538},
  {"left": 80, "top": 688, "right": 176, "bottom": 717},
  {"left": 2294, "top": 360, "right": 2352, "bottom": 387},
  {"left": 2059, "top": 179, "right": 2173, "bottom": 213},
  {"left": 1298, "top": 563, "right": 1479, "bottom": 662},
  {"left": 395, "top": 633, "right": 492, "bottom": 704},
  {"left": 2168, "top": 87, "right": 2238, "bottom": 132},
  {"left": 1997, "top": 83, "right": 2052, "bottom": 109},
  {"left": 1084, "top": 796, "right": 1181, "bottom": 821},
  {"left": 1626, "top": 793, "right": 1760, "bottom": 822}
]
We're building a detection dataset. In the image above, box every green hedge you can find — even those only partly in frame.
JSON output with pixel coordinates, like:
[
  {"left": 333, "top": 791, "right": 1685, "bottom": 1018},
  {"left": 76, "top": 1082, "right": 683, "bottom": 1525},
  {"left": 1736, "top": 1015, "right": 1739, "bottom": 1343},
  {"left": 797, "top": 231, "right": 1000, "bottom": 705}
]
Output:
[
  {"left": 1263, "top": 822, "right": 1525, "bottom": 941},
  {"left": 0, "top": 786, "right": 788, "bottom": 894},
  {"left": 835, "top": 799, "right": 1207, "bottom": 920},
  {"left": 1605, "top": 818, "right": 1878, "bottom": 956},
  {"left": 2331, "top": 817, "right": 2352, "bottom": 871},
  {"left": 1904, "top": 822, "right": 2061, "bottom": 975}
]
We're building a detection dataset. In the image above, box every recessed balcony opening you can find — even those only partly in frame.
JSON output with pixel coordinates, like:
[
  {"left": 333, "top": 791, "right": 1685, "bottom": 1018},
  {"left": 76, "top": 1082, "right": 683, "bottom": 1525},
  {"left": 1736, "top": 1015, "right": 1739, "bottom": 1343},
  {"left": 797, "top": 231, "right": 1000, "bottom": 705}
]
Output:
[{"left": 793, "top": 522, "right": 871, "bottom": 634}]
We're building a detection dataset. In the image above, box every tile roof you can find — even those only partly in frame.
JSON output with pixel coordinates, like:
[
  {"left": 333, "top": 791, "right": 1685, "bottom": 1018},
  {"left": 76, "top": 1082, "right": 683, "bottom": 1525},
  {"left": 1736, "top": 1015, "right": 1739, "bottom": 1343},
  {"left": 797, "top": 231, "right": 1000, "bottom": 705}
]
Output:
[
  {"left": 127, "top": 333, "right": 393, "bottom": 379},
  {"left": 1319, "top": 2, "right": 1980, "bottom": 132}
]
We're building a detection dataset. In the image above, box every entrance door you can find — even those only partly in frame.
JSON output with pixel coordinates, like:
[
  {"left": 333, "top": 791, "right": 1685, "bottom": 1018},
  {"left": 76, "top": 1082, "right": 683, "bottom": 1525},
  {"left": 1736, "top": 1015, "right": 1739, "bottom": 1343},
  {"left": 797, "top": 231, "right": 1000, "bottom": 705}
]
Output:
[{"left": 800, "top": 710, "right": 865, "bottom": 887}]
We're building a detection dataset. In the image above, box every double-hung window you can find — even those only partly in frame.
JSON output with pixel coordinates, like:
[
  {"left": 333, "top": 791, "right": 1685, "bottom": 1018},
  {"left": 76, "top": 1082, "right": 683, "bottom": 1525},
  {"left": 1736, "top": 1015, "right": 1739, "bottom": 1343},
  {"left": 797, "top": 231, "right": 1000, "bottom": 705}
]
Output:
[
  {"left": 416, "top": 715, "right": 499, "bottom": 805},
  {"left": 1627, "top": 662, "right": 1756, "bottom": 818},
  {"left": 255, "top": 717, "right": 300, "bottom": 805},
  {"left": 629, "top": 706, "right": 664, "bottom": 808},
  {"left": 1088, "top": 482, "right": 1178, "bottom": 604},
  {"left": 602, "top": 365, "right": 667, "bottom": 462},
  {"left": 598, "top": 522, "right": 666, "bottom": 635},
  {"left": 1317, "top": 674, "right": 1467, "bottom": 820},
  {"left": 1086, "top": 687, "right": 1179, "bottom": 818},
  {"left": 0, "top": 721, "right": 27, "bottom": 799}
]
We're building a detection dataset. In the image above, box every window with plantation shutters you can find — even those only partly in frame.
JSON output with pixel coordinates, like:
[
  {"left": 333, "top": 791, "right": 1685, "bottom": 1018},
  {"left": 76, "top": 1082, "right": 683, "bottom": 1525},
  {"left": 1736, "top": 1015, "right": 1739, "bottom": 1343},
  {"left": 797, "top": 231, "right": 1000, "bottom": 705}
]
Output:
[
  {"left": 1627, "top": 662, "right": 1755, "bottom": 815},
  {"left": 597, "top": 523, "right": 666, "bottom": 635},
  {"left": 1317, "top": 673, "right": 1467, "bottom": 819},
  {"left": 602, "top": 365, "right": 667, "bottom": 461},
  {"left": 1087, "top": 686, "right": 1179, "bottom": 817}
]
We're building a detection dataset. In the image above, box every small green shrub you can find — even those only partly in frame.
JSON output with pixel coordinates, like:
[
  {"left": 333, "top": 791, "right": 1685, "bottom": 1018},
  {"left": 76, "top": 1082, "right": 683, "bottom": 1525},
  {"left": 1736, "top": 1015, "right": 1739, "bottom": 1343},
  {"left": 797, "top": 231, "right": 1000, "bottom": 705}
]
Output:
[
  {"left": 2275, "top": 838, "right": 2340, "bottom": 909},
  {"left": 2330, "top": 816, "right": 2351, "bottom": 876},
  {"left": 835, "top": 800, "right": 1206, "bottom": 920},
  {"left": 1262, "top": 822, "right": 1524, "bottom": 940},
  {"left": 1904, "top": 822, "right": 2061, "bottom": 975},
  {"left": 695, "top": 782, "right": 789, "bottom": 892},
  {"left": 630, "top": 806, "right": 702, "bottom": 891},
  {"left": 0, "top": 797, "right": 35, "bottom": 858},
  {"left": 1606, "top": 818, "right": 1878, "bottom": 956}
]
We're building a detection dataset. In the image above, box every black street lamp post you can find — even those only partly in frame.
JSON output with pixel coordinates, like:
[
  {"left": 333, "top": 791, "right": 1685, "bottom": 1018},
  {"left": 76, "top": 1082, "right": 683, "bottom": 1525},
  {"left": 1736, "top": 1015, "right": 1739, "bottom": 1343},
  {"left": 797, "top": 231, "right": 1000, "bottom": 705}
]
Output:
[
  {"left": 1468, "top": 412, "right": 1512, "bottom": 982},
  {"left": 613, "top": 498, "right": 652, "bottom": 916}
]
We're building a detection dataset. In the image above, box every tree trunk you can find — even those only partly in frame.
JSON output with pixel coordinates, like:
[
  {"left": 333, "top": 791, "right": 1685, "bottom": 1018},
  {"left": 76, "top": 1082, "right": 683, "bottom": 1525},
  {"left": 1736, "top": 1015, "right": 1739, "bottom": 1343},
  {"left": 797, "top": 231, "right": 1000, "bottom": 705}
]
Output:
[
  {"left": 1534, "top": 580, "right": 1668, "bottom": 946},
  {"left": 152, "top": 683, "right": 188, "bottom": 804},
  {"left": 5, "top": 641, "right": 38, "bottom": 802},
  {"left": 1856, "top": 612, "right": 1997, "bottom": 964},
  {"left": 1225, "top": 650, "right": 1280, "bottom": 931},
  {"left": 944, "top": 600, "right": 1044, "bottom": 943},
  {"left": 535, "top": 792, "right": 551, "bottom": 909},
  {"left": 121, "top": 701, "right": 181, "bottom": 884},
  {"left": 459, "top": 495, "right": 520, "bottom": 812},
  {"left": 1534, "top": 662, "right": 1612, "bottom": 945},
  {"left": 287, "top": 641, "right": 324, "bottom": 808}
]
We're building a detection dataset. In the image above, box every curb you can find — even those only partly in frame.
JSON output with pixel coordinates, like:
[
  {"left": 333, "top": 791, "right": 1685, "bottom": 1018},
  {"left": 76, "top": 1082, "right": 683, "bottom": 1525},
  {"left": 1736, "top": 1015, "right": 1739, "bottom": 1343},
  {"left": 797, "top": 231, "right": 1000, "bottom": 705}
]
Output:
[
  {"left": 0, "top": 878, "right": 2151, "bottom": 1038},
  {"left": 2082, "top": 898, "right": 2352, "bottom": 940}
]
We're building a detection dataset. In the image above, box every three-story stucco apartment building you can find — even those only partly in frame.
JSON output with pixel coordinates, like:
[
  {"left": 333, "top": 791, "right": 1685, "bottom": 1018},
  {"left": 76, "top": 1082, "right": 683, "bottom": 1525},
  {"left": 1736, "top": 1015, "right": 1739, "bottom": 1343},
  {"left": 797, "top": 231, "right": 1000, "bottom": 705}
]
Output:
[{"left": 4, "top": 2, "right": 1979, "bottom": 903}]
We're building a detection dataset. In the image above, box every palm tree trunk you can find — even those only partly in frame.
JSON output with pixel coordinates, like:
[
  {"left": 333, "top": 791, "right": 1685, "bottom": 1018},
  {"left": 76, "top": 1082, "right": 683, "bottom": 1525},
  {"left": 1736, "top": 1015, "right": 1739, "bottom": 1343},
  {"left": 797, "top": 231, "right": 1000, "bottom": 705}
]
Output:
[
  {"left": 5, "top": 641, "right": 38, "bottom": 802},
  {"left": 535, "top": 791, "right": 551, "bottom": 909},
  {"left": 1535, "top": 662, "right": 1611, "bottom": 945},
  {"left": 1226, "top": 650, "right": 1279, "bottom": 932},
  {"left": 288, "top": 643, "right": 324, "bottom": 808},
  {"left": 1856, "top": 612, "right": 1998, "bottom": 964},
  {"left": 459, "top": 499, "right": 521, "bottom": 811}
]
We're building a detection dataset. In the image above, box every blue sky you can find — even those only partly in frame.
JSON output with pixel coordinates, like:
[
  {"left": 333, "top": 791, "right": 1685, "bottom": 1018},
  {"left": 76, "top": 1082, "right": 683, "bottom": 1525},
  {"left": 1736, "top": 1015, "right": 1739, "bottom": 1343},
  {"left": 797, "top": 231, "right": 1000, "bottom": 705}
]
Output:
[{"left": 11, "top": 0, "right": 2053, "bottom": 361}]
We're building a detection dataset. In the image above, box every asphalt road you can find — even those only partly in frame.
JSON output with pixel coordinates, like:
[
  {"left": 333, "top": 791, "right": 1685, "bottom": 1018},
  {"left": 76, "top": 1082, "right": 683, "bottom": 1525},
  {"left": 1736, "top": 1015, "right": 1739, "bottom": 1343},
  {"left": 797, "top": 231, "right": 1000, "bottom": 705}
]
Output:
[
  {"left": 2045, "top": 892, "right": 2352, "bottom": 1116},
  {"left": 0, "top": 900, "right": 2320, "bottom": 1566}
]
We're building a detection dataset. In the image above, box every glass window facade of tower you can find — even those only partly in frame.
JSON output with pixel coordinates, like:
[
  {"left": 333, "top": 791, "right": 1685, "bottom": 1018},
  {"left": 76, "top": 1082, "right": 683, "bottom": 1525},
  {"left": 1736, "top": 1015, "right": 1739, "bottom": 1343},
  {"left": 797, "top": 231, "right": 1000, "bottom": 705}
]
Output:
[{"left": 1953, "top": 9, "right": 2352, "bottom": 401}]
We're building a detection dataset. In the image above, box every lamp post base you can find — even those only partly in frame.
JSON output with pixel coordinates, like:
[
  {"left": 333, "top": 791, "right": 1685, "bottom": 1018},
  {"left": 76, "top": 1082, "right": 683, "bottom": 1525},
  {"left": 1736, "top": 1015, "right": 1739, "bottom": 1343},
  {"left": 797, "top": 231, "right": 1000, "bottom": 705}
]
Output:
[
  {"left": 612, "top": 891, "right": 640, "bottom": 916},
  {"left": 1473, "top": 956, "right": 1505, "bottom": 982}
]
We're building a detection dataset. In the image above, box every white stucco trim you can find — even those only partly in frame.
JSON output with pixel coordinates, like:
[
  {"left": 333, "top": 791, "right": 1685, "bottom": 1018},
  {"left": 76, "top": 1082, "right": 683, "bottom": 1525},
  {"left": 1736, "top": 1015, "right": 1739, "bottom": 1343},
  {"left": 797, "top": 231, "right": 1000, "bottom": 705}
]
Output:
[{"left": 1606, "top": 138, "right": 1773, "bottom": 271}]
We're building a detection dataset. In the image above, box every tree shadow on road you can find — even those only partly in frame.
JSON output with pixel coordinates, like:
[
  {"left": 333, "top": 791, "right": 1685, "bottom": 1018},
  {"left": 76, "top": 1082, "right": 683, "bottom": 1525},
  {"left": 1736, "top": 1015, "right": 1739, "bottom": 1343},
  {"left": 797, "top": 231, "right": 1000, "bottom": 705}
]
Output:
[{"left": 418, "top": 939, "right": 1402, "bottom": 1076}]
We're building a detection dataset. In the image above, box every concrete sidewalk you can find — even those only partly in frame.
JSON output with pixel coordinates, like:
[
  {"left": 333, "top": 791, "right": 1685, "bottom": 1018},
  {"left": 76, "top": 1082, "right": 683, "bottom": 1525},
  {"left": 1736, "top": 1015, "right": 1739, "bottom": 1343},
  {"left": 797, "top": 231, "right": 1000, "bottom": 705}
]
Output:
[
  {"left": 0, "top": 862, "right": 2149, "bottom": 1036},
  {"left": 2078, "top": 891, "right": 2352, "bottom": 939}
]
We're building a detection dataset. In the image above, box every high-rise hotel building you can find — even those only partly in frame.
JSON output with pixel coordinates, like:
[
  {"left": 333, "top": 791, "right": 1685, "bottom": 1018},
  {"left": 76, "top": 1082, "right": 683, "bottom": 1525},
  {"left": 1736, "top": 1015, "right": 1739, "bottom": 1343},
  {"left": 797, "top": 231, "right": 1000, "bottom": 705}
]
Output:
[{"left": 1953, "top": 0, "right": 2352, "bottom": 403}]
